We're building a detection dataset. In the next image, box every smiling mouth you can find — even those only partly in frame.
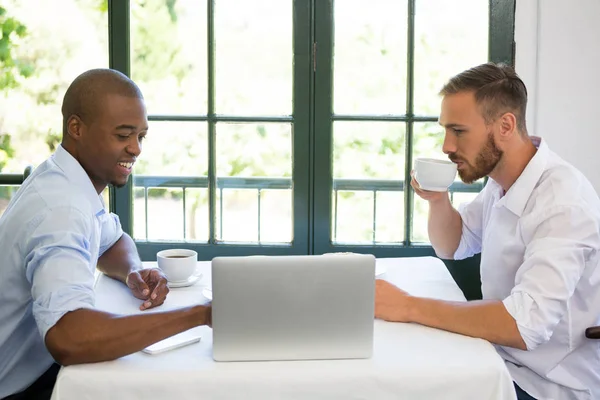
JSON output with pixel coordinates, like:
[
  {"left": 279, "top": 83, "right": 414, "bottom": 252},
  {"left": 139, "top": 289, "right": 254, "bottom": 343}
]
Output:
[{"left": 118, "top": 162, "right": 134, "bottom": 169}]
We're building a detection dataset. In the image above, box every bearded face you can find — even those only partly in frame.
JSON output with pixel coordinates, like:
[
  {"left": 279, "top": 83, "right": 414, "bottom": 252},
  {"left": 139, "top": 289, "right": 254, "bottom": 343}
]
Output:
[{"left": 448, "top": 131, "right": 503, "bottom": 184}]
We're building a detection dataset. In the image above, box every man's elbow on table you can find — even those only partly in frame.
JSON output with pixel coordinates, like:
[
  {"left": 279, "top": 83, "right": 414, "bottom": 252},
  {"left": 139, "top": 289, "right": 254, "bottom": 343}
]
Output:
[
  {"left": 46, "top": 331, "right": 77, "bottom": 366},
  {"left": 45, "top": 310, "right": 95, "bottom": 366}
]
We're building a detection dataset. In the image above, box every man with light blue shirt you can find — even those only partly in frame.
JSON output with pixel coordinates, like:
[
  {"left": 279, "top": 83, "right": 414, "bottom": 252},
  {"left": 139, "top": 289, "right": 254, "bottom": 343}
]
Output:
[
  {"left": 0, "top": 69, "right": 212, "bottom": 399},
  {"left": 375, "top": 63, "right": 600, "bottom": 399}
]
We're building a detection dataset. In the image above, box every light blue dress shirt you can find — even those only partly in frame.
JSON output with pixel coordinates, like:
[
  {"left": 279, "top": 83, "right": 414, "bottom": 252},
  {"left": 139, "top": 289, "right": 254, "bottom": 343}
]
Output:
[{"left": 0, "top": 145, "right": 123, "bottom": 397}]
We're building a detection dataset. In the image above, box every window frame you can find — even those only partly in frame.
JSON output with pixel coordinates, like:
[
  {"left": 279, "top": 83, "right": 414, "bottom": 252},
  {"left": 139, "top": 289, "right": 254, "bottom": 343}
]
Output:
[{"left": 107, "top": 0, "right": 515, "bottom": 260}]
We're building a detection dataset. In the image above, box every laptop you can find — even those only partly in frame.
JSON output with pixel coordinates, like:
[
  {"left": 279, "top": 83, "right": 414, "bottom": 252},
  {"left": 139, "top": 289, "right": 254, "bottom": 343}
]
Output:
[{"left": 211, "top": 253, "right": 375, "bottom": 362}]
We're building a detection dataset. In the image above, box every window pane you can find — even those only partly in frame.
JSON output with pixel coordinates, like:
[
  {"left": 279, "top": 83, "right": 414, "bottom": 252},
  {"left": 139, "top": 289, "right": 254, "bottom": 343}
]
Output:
[
  {"left": 260, "top": 189, "right": 292, "bottom": 243},
  {"left": 130, "top": 0, "right": 208, "bottom": 115},
  {"left": 133, "top": 121, "right": 208, "bottom": 240},
  {"left": 216, "top": 123, "right": 292, "bottom": 243},
  {"left": 137, "top": 187, "right": 209, "bottom": 242},
  {"left": 216, "top": 123, "right": 291, "bottom": 177},
  {"left": 333, "top": 0, "right": 407, "bottom": 115},
  {"left": 332, "top": 191, "right": 374, "bottom": 243},
  {"left": 146, "top": 188, "right": 184, "bottom": 241},
  {"left": 217, "top": 189, "right": 259, "bottom": 242},
  {"left": 414, "top": 0, "right": 489, "bottom": 115},
  {"left": 215, "top": 0, "right": 292, "bottom": 115},
  {"left": 374, "top": 191, "right": 404, "bottom": 243},
  {"left": 0, "top": 0, "right": 108, "bottom": 174},
  {"left": 332, "top": 190, "right": 404, "bottom": 244},
  {"left": 136, "top": 121, "right": 208, "bottom": 176},
  {"left": 333, "top": 122, "right": 405, "bottom": 179},
  {"left": 333, "top": 121, "right": 405, "bottom": 243},
  {"left": 184, "top": 188, "right": 209, "bottom": 242}
]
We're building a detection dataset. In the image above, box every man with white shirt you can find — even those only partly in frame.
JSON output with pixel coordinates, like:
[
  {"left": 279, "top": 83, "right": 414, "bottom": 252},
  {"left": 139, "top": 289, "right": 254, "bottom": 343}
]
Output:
[
  {"left": 0, "top": 69, "right": 212, "bottom": 400},
  {"left": 375, "top": 63, "right": 600, "bottom": 399}
]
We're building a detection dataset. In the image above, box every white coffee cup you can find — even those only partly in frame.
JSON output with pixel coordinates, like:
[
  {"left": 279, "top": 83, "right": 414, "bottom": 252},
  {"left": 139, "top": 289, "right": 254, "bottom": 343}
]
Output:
[
  {"left": 156, "top": 249, "right": 198, "bottom": 282},
  {"left": 414, "top": 157, "right": 457, "bottom": 192}
]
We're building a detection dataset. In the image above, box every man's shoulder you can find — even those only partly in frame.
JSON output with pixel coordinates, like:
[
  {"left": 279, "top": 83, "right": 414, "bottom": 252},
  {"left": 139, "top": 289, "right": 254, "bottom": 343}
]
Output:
[
  {"left": 28, "top": 163, "right": 96, "bottom": 215},
  {"left": 8, "top": 163, "right": 94, "bottom": 222},
  {"left": 531, "top": 155, "right": 600, "bottom": 212},
  {"left": 540, "top": 154, "right": 595, "bottom": 195}
]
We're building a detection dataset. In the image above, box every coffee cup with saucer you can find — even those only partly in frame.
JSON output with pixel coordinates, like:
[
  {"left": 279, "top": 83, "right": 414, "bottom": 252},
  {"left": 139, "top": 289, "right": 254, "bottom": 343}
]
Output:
[{"left": 156, "top": 249, "right": 202, "bottom": 288}]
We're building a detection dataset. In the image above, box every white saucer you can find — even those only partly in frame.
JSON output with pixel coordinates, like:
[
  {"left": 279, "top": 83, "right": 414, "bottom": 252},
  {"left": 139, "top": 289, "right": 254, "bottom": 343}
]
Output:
[{"left": 168, "top": 274, "right": 202, "bottom": 288}]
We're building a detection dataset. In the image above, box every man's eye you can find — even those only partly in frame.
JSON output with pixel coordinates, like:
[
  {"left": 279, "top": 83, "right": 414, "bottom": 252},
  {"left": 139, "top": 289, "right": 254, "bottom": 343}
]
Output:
[
  {"left": 453, "top": 129, "right": 464, "bottom": 135},
  {"left": 118, "top": 135, "right": 129, "bottom": 139}
]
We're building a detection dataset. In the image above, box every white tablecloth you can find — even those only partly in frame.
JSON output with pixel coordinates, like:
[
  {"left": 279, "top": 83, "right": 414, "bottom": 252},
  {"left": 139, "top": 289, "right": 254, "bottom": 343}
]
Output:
[{"left": 51, "top": 256, "right": 516, "bottom": 400}]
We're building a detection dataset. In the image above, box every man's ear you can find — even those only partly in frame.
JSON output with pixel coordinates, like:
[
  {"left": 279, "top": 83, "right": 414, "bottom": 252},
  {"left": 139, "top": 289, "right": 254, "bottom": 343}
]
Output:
[
  {"left": 66, "top": 115, "right": 84, "bottom": 141},
  {"left": 498, "top": 112, "right": 517, "bottom": 138}
]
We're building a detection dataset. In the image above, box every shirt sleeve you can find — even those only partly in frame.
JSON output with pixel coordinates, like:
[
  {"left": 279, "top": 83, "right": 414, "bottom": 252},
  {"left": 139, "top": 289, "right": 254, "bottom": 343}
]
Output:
[
  {"left": 24, "top": 206, "right": 97, "bottom": 340},
  {"left": 502, "top": 205, "right": 599, "bottom": 350},
  {"left": 98, "top": 212, "right": 123, "bottom": 257},
  {"left": 453, "top": 188, "right": 486, "bottom": 260}
]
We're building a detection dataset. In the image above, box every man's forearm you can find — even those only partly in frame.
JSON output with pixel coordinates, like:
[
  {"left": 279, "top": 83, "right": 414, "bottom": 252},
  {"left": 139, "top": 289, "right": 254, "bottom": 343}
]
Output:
[
  {"left": 427, "top": 196, "right": 462, "bottom": 259},
  {"left": 407, "top": 296, "right": 527, "bottom": 350},
  {"left": 45, "top": 305, "right": 211, "bottom": 365},
  {"left": 97, "top": 233, "right": 141, "bottom": 282}
]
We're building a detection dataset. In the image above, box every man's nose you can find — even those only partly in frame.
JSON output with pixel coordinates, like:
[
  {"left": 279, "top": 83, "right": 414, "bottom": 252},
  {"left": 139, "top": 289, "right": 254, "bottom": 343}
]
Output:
[
  {"left": 442, "top": 133, "right": 456, "bottom": 155},
  {"left": 126, "top": 137, "right": 142, "bottom": 157}
]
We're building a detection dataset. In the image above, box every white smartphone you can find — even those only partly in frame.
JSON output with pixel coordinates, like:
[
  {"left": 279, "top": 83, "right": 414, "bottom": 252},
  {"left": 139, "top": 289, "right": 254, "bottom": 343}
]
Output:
[{"left": 142, "top": 329, "right": 202, "bottom": 355}]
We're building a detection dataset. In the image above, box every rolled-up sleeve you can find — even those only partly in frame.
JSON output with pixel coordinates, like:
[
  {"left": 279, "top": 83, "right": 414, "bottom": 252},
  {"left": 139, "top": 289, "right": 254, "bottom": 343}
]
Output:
[
  {"left": 25, "top": 207, "right": 96, "bottom": 340},
  {"left": 98, "top": 212, "right": 123, "bottom": 256},
  {"left": 454, "top": 189, "right": 486, "bottom": 260},
  {"left": 502, "top": 205, "right": 599, "bottom": 350}
]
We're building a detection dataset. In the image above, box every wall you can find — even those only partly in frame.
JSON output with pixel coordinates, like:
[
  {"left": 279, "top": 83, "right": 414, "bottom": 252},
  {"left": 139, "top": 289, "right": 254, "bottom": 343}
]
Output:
[{"left": 515, "top": 0, "right": 600, "bottom": 192}]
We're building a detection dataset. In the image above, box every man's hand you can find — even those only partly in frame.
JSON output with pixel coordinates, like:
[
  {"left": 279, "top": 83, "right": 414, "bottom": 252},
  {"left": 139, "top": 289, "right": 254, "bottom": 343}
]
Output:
[
  {"left": 126, "top": 268, "right": 170, "bottom": 311},
  {"left": 410, "top": 170, "right": 449, "bottom": 203},
  {"left": 375, "top": 279, "right": 412, "bottom": 323}
]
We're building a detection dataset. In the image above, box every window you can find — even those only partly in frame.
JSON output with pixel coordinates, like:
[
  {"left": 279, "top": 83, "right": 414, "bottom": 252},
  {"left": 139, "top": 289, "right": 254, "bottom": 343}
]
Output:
[
  {"left": 0, "top": 1, "right": 515, "bottom": 257},
  {"left": 109, "top": 0, "right": 515, "bottom": 260}
]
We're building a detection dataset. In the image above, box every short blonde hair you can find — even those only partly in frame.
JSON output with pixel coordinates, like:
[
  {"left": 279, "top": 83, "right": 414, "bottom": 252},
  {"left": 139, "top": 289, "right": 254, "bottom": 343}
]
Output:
[{"left": 440, "top": 63, "right": 528, "bottom": 133}]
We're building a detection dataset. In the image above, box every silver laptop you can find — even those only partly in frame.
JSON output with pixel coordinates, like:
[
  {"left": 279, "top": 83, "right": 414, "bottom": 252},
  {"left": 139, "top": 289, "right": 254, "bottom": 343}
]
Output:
[{"left": 211, "top": 254, "right": 375, "bottom": 362}]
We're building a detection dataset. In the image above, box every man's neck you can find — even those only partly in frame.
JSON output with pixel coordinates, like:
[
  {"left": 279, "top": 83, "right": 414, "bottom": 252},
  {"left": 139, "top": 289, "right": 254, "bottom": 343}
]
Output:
[{"left": 489, "top": 138, "right": 538, "bottom": 192}]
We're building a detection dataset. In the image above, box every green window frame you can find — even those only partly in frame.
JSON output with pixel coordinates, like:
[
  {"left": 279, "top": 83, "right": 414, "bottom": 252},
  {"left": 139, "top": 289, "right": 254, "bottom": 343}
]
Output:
[{"left": 107, "top": 0, "right": 515, "bottom": 260}]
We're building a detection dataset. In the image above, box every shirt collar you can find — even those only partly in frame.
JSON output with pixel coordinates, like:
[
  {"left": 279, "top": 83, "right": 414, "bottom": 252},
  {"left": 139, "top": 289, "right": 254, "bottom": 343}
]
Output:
[
  {"left": 496, "top": 136, "right": 547, "bottom": 217},
  {"left": 52, "top": 145, "right": 106, "bottom": 216}
]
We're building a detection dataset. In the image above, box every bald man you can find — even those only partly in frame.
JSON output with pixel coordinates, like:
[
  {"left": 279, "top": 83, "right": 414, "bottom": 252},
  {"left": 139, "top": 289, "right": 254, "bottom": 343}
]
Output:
[{"left": 0, "top": 69, "right": 212, "bottom": 400}]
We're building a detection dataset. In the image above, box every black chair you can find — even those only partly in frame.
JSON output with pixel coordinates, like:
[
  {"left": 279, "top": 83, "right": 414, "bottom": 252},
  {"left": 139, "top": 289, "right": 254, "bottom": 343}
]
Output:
[{"left": 585, "top": 326, "right": 600, "bottom": 339}]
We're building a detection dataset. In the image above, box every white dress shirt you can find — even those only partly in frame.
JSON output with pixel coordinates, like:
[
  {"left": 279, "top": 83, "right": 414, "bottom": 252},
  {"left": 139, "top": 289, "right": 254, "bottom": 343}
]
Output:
[
  {"left": 0, "top": 145, "right": 123, "bottom": 398},
  {"left": 454, "top": 137, "right": 600, "bottom": 400}
]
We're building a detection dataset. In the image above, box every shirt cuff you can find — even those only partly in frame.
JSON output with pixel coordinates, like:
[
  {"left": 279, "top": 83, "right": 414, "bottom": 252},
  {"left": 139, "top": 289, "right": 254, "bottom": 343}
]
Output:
[
  {"left": 502, "top": 292, "right": 551, "bottom": 351},
  {"left": 33, "top": 284, "right": 95, "bottom": 340}
]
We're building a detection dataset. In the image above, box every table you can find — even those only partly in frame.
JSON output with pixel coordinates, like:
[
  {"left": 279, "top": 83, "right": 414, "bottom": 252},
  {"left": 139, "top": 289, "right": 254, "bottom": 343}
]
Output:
[{"left": 51, "top": 257, "right": 516, "bottom": 400}]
